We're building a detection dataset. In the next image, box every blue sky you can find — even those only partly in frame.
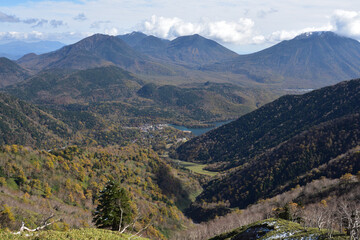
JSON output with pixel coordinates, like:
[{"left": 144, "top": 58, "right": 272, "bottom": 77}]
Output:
[{"left": 0, "top": 0, "right": 360, "bottom": 53}]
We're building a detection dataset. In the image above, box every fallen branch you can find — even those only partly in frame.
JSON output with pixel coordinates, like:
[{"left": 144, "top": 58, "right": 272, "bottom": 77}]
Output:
[{"left": 12, "top": 214, "right": 58, "bottom": 235}]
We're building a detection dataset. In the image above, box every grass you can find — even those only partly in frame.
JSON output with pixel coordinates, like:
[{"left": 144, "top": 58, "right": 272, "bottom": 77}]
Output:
[
  {"left": 173, "top": 160, "right": 218, "bottom": 177},
  {"left": 0, "top": 228, "right": 149, "bottom": 240}
]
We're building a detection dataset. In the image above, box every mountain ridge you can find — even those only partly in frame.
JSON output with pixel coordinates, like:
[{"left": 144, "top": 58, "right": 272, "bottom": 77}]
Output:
[{"left": 203, "top": 31, "right": 360, "bottom": 88}]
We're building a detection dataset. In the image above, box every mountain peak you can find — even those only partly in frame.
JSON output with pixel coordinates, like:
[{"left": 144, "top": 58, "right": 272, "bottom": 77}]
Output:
[
  {"left": 294, "top": 31, "right": 343, "bottom": 40},
  {"left": 117, "top": 32, "right": 148, "bottom": 47}
]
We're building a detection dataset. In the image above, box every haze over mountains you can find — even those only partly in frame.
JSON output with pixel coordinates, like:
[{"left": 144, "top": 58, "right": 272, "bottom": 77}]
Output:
[{"left": 0, "top": 41, "right": 65, "bottom": 60}]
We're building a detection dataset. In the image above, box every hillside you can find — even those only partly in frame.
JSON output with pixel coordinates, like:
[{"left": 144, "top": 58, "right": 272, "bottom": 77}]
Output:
[
  {"left": 204, "top": 31, "right": 360, "bottom": 88},
  {"left": 4, "top": 67, "right": 271, "bottom": 126},
  {"left": 0, "top": 92, "right": 71, "bottom": 148},
  {"left": 176, "top": 78, "right": 360, "bottom": 167},
  {"left": 196, "top": 114, "right": 360, "bottom": 208},
  {"left": 0, "top": 58, "right": 30, "bottom": 88},
  {"left": 0, "top": 144, "right": 196, "bottom": 239},
  {"left": 5, "top": 66, "right": 143, "bottom": 105}
]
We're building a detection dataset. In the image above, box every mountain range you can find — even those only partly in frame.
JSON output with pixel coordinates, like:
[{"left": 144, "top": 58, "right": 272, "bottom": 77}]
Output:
[
  {"left": 8, "top": 31, "right": 360, "bottom": 91},
  {"left": 120, "top": 32, "right": 238, "bottom": 66}
]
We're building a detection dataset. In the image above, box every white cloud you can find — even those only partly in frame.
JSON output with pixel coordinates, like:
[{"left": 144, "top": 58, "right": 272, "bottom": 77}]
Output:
[
  {"left": 105, "top": 27, "right": 119, "bottom": 36},
  {"left": 331, "top": 10, "right": 360, "bottom": 38},
  {"left": 141, "top": 15, "right": 260, "bottom": 44},
  {"left": 266, "top": 25, "right": 333, "bottom": 43},
  {"left": 0, "top": 31, "right": 91, "bottom": 43}
]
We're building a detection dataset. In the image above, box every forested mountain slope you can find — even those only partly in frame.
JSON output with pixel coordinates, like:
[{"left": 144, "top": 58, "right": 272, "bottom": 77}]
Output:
[
  {"left": 0, "top": 93, "right": 71, "bottom": 147},
  {"left": 0, "top": 57, "right": 30, "bottom": 88},
  {"left": 196, "top": 114, "right": 360, "bottom": 208},
  {"left": 176, "top": 78, "right": 360, "bottom": 168}
]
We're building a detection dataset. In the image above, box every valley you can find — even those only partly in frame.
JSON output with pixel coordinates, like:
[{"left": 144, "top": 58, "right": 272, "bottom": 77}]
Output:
[{"left": 0, "top": 29, "right": 358, "bottom": 240}]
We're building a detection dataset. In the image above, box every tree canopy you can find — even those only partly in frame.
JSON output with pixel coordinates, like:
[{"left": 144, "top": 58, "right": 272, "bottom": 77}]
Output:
[{"left": 93, "top": 180, "right": 133, "bottom": 231}]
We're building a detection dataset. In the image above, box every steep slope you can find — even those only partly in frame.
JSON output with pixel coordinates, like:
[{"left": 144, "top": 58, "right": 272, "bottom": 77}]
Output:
[
  {"left": 205, "top": 31, "right": 360, "bottom": 88},
  {"left": 0, "top": 57, "right": 30, "bottom": 87},
  {"left": 0, "top": 92, "right": 71, "bottom": 147},
  {"left": 196, "top": 114, "right": 360, "bottom": 208},
  {"left": 0, "top": 40, "right": 65, "bottom": 60},
  {"left": 16, "top": 34, "right": 174, "bottom": 75},
  {"left": 5, "top": 66, "right": 143, "bottom": 104},
  {"left": 177, "top": 78, "right": 360, "bottom": 167}
]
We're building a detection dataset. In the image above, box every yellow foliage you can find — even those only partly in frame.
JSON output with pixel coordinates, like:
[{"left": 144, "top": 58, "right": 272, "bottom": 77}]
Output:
[
  {"left": 1, "top": 204, "right": 15, "bottom": 223},
  {"left": 44, "top": 183, "right": 52, "bottom": 198},
  {"left": 0, "top": 177, "right": 6, "bottom": 186}
]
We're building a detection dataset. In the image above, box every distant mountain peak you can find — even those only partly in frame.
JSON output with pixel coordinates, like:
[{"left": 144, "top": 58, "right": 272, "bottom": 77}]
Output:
[
  {"left": 129, "top": 31, "right": 147, "bottom": 37},
  {"left": 294, "top": 31, "right": 343, "bottom": 40}
]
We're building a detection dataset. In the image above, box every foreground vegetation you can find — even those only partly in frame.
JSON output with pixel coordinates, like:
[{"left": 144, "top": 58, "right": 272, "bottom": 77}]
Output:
[
  {"left": 0, "top": 228, "right": 149, "bottom": 240},
  {"left": 0, "top": 144, "right": 201, "bottom": 239},
  {"left": 209, "top": 218, "right": 348, "bottom": 240}
]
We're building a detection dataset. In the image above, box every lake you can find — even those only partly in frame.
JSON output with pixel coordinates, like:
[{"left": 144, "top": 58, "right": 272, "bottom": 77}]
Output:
[{"left": 170, "top": 120, "right": 232, "bottom": 136}]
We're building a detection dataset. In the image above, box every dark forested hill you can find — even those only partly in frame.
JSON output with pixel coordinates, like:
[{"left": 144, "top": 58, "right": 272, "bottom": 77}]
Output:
[
  {"left": 176, "top": 78, "right": 360, "bottom": 167},
  {"left": 196, "top": 114, "right": 360, "bottom": 208},
  {"left": 5, "top": 66, "right": 143, "bottom": 104},
  {"left": 0, "top": 92, "right": 71, "bottom": 147},
  {"left": 0, "top": 57, "right": 30, "bottom": 87},
  {"left": 204, "top": 31, "right": 360, "bottom": 88}
]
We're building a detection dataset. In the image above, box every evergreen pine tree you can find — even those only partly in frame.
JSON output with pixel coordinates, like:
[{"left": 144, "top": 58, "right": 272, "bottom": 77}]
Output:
[{"left": 93, "top": 180, "right": 133, "bottom": 231}]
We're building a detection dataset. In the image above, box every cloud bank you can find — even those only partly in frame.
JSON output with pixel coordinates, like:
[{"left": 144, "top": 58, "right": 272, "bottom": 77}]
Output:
[
  {"left": 331, "top": 10, "right": 360, "bottom": 38},
  {"left": 141, "top": 15, "right": 263, "bottom": 44},
  {"left": 140, "top": 10, "right": 360, "bottom": 46}
]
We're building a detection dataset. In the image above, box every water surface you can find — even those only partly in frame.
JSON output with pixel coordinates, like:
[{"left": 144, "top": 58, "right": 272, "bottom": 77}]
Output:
[{"left": 170, "top": 120, "right": 232, "bottom": 136}]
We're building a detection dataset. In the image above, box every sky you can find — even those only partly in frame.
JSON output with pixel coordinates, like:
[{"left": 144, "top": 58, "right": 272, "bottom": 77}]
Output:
[{"left": 1, "top": 0, "right": 360, "bottom": 53}]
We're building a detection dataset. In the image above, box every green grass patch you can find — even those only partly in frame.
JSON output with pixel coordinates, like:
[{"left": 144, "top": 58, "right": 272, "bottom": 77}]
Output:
[
  {"left": 0, "top": 228, "right": 150, "bottom": 240},
  {"left": 174, "top": 160, "right": 218, "bottom": 177}
]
